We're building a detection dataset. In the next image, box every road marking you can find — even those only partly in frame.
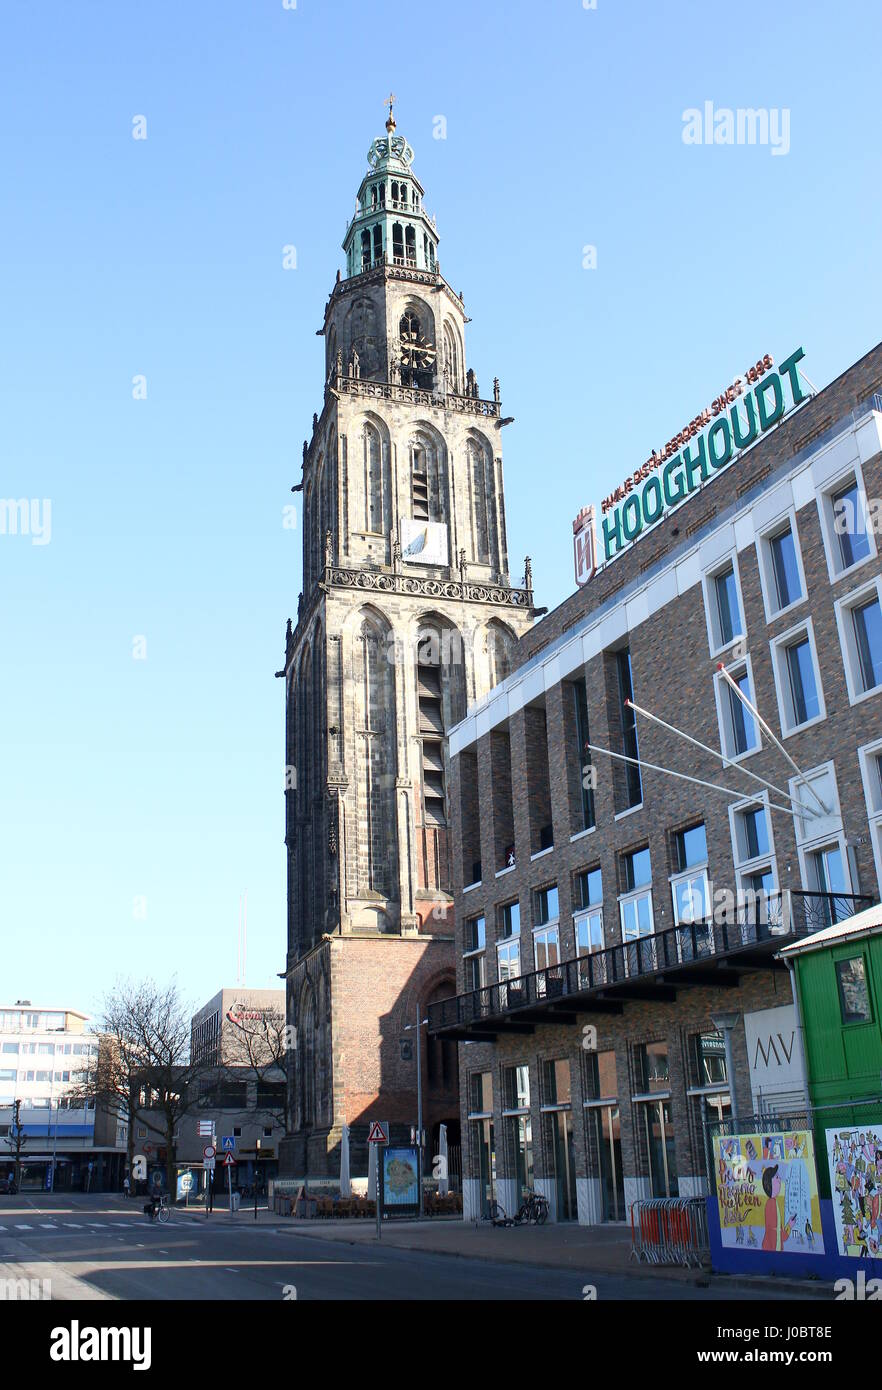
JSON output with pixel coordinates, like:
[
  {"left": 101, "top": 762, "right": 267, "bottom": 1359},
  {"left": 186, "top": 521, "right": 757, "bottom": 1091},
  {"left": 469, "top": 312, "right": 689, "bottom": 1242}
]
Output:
[
  {"left": 39, "top": 1223, "right": 57, "bottom": 1229},
  {"left": 224, "top": 1267, "right": 239, "bottom": 1273},
  {"left": 15, "top": 1224, "right": 33, "bottom": 1230},
  {"left": 64, "top": 1222, "right": 83, "bottom": 1228}
]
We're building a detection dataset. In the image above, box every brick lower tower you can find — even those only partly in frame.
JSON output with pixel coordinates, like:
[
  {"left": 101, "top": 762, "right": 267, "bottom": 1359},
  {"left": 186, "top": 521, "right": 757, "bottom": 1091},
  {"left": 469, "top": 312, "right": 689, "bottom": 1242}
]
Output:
[{"left": 278, "top": 103, "right": 535, "bottom": 1178}]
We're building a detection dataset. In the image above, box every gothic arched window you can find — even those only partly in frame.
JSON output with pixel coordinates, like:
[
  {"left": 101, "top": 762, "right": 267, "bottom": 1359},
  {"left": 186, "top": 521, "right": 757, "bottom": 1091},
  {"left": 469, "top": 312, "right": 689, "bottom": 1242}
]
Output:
[
  {"left": 362, "top": 423, "right": 388, "bottom": 535},
  {"left": 360, "top": 229, "right": 370, "bottom": 272},
  {"left": 467, "top": 436, "right": 496, "bottom": 565},
  {"left": 300, "top": 987, "right": 316, "bottom": 1127},
  {"left": 405, "top": 226, "right": 416, "bottom": 266},
  {"left": 372, "top": 225, "right": 382, "bottom": 264},
  {"left": 392, "top": 222, "right": 404, "bottom": 263},
  {"left": 354, "top": 612, "right": 397, "bottom": 897}
]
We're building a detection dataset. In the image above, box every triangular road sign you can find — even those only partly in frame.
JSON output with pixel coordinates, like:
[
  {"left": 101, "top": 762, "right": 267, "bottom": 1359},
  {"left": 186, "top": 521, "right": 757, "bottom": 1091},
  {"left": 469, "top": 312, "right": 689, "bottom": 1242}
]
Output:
[
  {"left": 367, "top": 1121, "right": 389, "bottom": 1145},
  {"left": 223, "top": 1152, "right": 237, "bottom": 1167}
]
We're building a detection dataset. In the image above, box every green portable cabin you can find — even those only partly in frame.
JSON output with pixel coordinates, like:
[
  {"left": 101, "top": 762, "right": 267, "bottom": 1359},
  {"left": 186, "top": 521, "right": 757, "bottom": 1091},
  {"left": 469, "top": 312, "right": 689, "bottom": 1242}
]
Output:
[{"left": 779, "top": 905, "right": 882, "bottom": 1196}]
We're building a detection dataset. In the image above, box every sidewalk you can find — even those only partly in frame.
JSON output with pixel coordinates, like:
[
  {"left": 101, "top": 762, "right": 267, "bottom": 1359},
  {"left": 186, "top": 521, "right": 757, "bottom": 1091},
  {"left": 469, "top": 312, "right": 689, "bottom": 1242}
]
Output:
[{"left": 250, "top": 1212, "right": 835, "bottom": 1297}]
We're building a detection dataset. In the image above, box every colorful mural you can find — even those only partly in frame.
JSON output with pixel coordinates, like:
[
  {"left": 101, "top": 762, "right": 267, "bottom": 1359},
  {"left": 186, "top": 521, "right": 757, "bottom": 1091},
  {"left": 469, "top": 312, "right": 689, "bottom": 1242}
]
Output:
[
  {"left": 827, "top": 1126, "right": 882, "bottom": 1259},
  {"left": 713, "top": 1130, "right": 824, "bottom": 1253}
]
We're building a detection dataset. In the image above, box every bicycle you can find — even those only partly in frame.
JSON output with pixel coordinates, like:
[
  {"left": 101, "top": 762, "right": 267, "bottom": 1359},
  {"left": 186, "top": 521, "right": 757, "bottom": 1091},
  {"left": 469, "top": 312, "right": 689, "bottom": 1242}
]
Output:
[
  {"left": 484, "top": 1192, "right": 549, "bottom": 1227},
  {"left": 143, "top": 1194, "right": 170, "bottom": 1223}
]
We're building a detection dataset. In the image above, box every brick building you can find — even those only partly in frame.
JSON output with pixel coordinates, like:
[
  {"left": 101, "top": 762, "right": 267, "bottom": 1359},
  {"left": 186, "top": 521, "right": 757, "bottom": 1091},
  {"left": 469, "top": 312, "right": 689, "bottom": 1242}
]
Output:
[
  {"left": 277, "top": 104, "right": 536, "bottom": 1178},
  {"left": 430, "top": 341, "right": 882, "bottom": 1223}
]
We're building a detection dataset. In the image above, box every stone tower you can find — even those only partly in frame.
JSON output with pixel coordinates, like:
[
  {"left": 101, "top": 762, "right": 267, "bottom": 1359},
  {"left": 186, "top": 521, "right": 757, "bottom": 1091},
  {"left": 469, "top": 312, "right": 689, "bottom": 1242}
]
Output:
[{"left": 278, "top": 103, "right": 535, "bottom": 1178}]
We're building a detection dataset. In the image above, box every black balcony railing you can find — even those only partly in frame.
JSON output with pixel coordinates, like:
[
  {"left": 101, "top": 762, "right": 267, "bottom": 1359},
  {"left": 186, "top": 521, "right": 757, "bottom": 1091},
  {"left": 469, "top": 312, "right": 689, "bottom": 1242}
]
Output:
[{"left": 427, "top": 891, "right": 874, "bottom": 1038}]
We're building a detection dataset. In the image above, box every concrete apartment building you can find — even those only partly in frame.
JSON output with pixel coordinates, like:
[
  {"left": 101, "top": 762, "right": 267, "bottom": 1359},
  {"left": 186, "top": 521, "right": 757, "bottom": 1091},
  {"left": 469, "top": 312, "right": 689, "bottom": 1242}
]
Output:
[
  {"left": 0, "top": 1001, "right": 125, "bottom": 1190},
  {"left": 429, "top": 341, "right": 882, "bottom": 1224}
]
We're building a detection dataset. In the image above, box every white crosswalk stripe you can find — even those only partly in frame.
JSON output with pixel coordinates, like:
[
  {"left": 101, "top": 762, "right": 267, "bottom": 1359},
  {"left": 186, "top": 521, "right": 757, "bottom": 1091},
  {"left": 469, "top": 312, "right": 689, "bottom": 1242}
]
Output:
[
  {"left": 15, "top": 1224, "right": 33, "bottom": 1230},
  {"left": 39, "top": 1223, "right": 57, "bottom": 1229}
]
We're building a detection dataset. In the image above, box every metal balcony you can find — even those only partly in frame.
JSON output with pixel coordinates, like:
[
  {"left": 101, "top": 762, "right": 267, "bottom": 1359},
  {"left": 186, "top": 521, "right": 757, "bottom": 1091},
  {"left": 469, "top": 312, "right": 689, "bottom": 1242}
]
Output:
[{"left": 426, "top": 891, "right": 874, "bottom": 1041}]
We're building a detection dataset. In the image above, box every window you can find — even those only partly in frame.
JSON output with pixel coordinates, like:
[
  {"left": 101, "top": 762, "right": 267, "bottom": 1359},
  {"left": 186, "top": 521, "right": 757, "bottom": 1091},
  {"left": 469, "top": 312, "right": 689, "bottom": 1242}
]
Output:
[
  {"left": 497, "top": 902, "right": 521, "bottom": 980},
  {"left": 617, "top": 648, "right": 642, "bottom": 808},
  {"left": 572, "top": 677, "right": 595, "bottom": 831},
  {"left": 858, "top": 739, "right": 882, "bottom": 890},
  {"left": 469, "top": 1072, "right": 493, "bottom": 1115},
  {"left": 832, "top": 478, "right": 872, "bottom": 571},
  {"left": 835, "top": 957, "right": 872, "bottom": 1025},
  {"left": 692, "top": 1031, "right": 728, "bottom": 1087},
  {"left": 463, "top": 915, "right": 486, "bottom": 991},
  {"left": 632, "top": 1043, "right": 676, "bottom": 1197},
  {"left": 670, "top": 823, "right": 709, "bottom": 925},
  {"left": 715, "top": 660, "right": 760, "bottom": 758},
  {"left": 729, "top": 799, "right": 778, "bottom": 927},
  {"left": 534, "top": 885, "right": 558, "bottom": 925},
  {"left": 771, "top": 620, "right": 825, "bottom": 734},
  {"left": 809, "top": 842, "right": 848, "bottom": 896},
  {"left": 818, "top": 468, "right": 876, "bottom": 581},
  {"left": 704, "top": 558, "right": 744, "bottom": 653},
  {"left": 503, "top": 1064, "right": 531, "bottom": 1112},
  {"left": 769, "top": 526, "right": 802, "bottom": 610},
  {"left": 835, "top": 579, "right": 882, "bottom": 704},
  {"left": 574, "top": 867, "right": 604, "bottom": 963},
  {"left": 619, "top": 848, "right": 653, "bottom": 952},
  {"left": 757, "top": 514, "right": 806, "bottom": 620}
]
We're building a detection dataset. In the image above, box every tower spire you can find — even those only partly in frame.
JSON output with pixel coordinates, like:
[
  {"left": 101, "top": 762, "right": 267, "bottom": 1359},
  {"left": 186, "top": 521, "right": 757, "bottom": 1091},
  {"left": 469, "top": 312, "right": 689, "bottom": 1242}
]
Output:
[{"left": 385, "top": 91, "right": 397, "bottom": 134}]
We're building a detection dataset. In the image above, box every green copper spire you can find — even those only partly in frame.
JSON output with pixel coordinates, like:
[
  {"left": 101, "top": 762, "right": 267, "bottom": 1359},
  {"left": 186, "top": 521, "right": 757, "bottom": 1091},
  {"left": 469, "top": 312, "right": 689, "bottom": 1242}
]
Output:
[{"left": 342, "top": 100, "right": 439, "bottom": 279}]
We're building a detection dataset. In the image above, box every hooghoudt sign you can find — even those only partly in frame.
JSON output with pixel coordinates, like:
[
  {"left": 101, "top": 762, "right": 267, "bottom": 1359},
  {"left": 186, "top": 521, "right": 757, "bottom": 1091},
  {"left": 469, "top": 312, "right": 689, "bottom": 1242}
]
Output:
[{"left": 573, "top": 347, "right": 808, "bottom": 575}]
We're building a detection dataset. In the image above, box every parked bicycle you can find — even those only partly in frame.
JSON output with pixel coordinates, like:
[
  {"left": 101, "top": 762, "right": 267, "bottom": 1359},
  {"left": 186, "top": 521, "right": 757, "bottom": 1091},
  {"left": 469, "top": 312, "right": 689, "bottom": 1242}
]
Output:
[{"left": 484, "top": 1192, "right": 549, "bottom": 1227}]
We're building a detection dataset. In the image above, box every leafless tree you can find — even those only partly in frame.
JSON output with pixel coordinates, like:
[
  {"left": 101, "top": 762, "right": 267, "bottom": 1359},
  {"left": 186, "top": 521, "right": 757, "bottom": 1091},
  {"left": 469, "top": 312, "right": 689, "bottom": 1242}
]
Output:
[
  {"left": 69, "top": 978, "right": 210, "bottom": 1194},
  {"left": 2, "top": 1099, "right": 27, "bottom": 1189},
  {"left": 217, "top": 1004, "right": 292, "bottom": 1133}
]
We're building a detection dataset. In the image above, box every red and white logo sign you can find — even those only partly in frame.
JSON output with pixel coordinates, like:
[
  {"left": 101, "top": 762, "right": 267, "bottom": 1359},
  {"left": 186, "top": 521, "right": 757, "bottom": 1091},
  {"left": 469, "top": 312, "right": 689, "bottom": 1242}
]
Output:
[
  {"left": 573, "top": 505, "right": 597, "bottom": 587},
  {"left": 367, "top": 1121, "right": 389, "bottom": 1145},
  {"left": 223, "top": 1153, "right": 237, "bottom": 1167},
  {"left": 203, "top": 1145, "right": 216, "bottom": 1161}
]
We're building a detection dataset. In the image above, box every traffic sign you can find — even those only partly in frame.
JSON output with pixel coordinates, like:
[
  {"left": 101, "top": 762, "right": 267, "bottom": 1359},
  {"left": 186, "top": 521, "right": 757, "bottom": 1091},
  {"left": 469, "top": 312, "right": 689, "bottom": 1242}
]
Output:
[
  {"left": 367, "top": 1121, "right": 389, "bottom": 1145},
  {"left": 198, "top": 1120, "right": 214, "bottom": 1136},
  {"left": 223, "top": 1153, "right": 237, "bottom": 1168},
  {"left": 204, "top": 1157, "right": 216, "bottom": 1173},
  {"left": 221, "top": 1136, "right": 236, "bottom": 1152},
  {"left": 203, "top": 1145, "right": 216, "bottom": 1161}
]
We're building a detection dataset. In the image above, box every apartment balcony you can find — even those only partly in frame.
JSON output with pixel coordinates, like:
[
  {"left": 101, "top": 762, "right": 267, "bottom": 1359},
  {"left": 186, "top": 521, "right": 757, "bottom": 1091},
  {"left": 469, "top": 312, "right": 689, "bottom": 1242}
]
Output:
[{"left": 427, "top": 891, "right": 873, "bottom": 1041}]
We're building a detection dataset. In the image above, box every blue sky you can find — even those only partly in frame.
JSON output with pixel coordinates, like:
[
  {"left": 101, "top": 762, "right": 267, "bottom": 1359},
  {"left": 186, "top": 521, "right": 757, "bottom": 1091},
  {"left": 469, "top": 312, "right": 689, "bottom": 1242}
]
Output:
[{"left": 1, "top": 0, "right": 879, "bottom": 1020}]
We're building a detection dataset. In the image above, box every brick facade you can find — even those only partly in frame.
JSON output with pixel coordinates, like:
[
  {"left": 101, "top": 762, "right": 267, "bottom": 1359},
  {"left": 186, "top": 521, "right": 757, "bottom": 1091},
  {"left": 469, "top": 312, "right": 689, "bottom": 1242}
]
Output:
[{"left": 438, "top": 342, "right": 882, "bottom": 1221}]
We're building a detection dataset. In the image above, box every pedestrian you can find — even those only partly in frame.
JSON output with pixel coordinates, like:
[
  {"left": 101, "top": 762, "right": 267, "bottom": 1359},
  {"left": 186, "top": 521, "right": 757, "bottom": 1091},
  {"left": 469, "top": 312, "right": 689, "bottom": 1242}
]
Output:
[{"left": 123, "top": 1174, "right": 131, "bottom": 1200}]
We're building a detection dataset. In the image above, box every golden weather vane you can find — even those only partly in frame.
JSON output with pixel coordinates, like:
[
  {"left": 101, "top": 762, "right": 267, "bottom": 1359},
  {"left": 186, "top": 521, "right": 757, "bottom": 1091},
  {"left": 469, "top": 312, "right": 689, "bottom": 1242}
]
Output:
[{"left": 385, "top": 92, "right": 397, "bottom": 133}]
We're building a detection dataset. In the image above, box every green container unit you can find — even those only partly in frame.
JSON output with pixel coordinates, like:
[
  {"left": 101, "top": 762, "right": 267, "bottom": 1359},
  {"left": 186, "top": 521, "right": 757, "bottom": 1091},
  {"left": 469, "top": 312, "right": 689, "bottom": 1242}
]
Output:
[{"left": 783, "top": 908, "right": 882, "bottom": 1197}]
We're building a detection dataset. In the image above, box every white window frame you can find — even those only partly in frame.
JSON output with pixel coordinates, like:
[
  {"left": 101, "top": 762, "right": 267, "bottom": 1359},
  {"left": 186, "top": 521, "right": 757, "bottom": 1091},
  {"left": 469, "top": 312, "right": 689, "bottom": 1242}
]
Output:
[
  {"left": 497, "top": 936, "right": 521, "bottom": 981},
  {"left": 858, "top": 737, "right": 882, "bottom": 894},
  {"left": 713, "top": 655, "right": 762, "bottom": 760},
  {"left": 769, "top": 617, "right": 826, "bottom": 737},
  {"left": 533, "top": 923, "right": 561, "bottom": 970},
  {"left": 816, "top": 460, "right": 877, "bottom": 585},
  {"left": 799, "top": 835, "right": 853, "bottom": 898},
  {"left": 755, "top": 507, "right": 807, "bottom": 623},
  {"left": 669, "top": 864, "right": 710, "bottom": 926},
  {"left": 727, "top": 792, "right": 779, "bottom": 908},
  {"left": 619, "top": 886, "right": 654, "bottom": 941},
  {"left": 834, "top": 575, "right": 882, "bottom": 706},
  {"left": 574, "top": 905, "right": 605, "bottom": 956},
  {"left": 701, "top": 550, "right": 746, "bottom": 658}
]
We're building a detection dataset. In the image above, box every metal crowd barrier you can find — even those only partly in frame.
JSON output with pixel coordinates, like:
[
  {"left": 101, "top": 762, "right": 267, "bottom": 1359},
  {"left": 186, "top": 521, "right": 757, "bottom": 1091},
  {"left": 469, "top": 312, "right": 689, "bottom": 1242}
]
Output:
[{"left": 629, "top": 1197, "right": 709, "bottom": 1268}]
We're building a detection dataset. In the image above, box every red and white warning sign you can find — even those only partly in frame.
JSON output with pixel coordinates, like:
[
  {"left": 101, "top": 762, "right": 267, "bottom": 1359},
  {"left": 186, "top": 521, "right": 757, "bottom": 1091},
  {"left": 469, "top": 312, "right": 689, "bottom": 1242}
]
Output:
[
  {"left": 367, "top": 1121, "right": 389, "bottom": 1145},
  {"left": 223, "top": 1152, "right": 237, "bottom": 1167}
]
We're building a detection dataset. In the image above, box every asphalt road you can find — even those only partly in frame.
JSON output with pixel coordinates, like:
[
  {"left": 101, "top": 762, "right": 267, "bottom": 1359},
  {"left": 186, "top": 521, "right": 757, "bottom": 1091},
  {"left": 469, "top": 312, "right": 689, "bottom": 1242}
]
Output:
[{"left": 0, "top": 1198, "right": 790, "bottom": 1302}]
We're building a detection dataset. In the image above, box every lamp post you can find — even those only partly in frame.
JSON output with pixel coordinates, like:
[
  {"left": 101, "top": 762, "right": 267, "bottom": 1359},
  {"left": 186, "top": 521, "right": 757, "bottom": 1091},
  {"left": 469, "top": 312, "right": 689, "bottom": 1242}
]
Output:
[
  {"left": 403, "top": 1008, "right": 428, "bottom": 1218},
  {"left": 254, "top": 1138, "right": 261, "bottom": 1222},
  {"left": 711, "top": 1011, "right": 742, "bottom": 1132}
]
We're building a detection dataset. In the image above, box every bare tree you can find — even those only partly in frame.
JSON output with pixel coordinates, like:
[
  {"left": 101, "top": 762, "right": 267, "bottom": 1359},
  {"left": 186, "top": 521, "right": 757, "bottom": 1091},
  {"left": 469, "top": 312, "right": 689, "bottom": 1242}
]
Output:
[
  {"left": 218, "top": 1005, "right": 292, "bottom": 1133},
  {"left": 70, "top": 978, "right": 210, "bottom": 1194},
  {"left": 2, "top": 1100, "right": 27, "bottom": 1190}
]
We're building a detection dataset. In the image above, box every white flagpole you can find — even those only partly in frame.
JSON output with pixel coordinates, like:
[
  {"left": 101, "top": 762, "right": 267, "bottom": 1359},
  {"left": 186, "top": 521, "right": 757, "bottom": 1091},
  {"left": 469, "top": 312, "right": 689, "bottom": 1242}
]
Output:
[
  {"left": 625, "top": 698, "right": 813, "bottom": 818},
  {"left": 584, "top": 743, "right": 800, "bottom": 817},
  {"left": 716, "top": 663, "right": 828, "bottom": 817}
]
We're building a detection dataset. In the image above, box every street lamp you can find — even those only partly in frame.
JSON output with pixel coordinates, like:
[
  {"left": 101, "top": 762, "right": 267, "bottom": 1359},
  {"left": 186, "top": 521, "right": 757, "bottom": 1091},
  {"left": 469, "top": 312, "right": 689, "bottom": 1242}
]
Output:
[
  {"left": 403, "top": 1009, "right": 429, "bottom": 1218},
  {"left": 711, "top": 1011, "right": 742, "bottom": 1131}
]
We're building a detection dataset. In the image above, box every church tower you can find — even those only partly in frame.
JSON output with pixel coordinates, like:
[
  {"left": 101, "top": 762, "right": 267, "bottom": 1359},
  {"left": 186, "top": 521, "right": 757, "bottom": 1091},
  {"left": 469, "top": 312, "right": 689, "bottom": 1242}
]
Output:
[{"left": 279, "top": 102, "right": 535, "bottom": 1178}]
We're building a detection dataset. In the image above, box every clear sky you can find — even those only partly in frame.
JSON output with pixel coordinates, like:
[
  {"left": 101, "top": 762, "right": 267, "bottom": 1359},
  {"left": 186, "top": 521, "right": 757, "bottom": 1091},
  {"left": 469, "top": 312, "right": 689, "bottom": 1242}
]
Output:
[{"left": 2, "top": 0, "right": 880, "bottom": 1020}]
